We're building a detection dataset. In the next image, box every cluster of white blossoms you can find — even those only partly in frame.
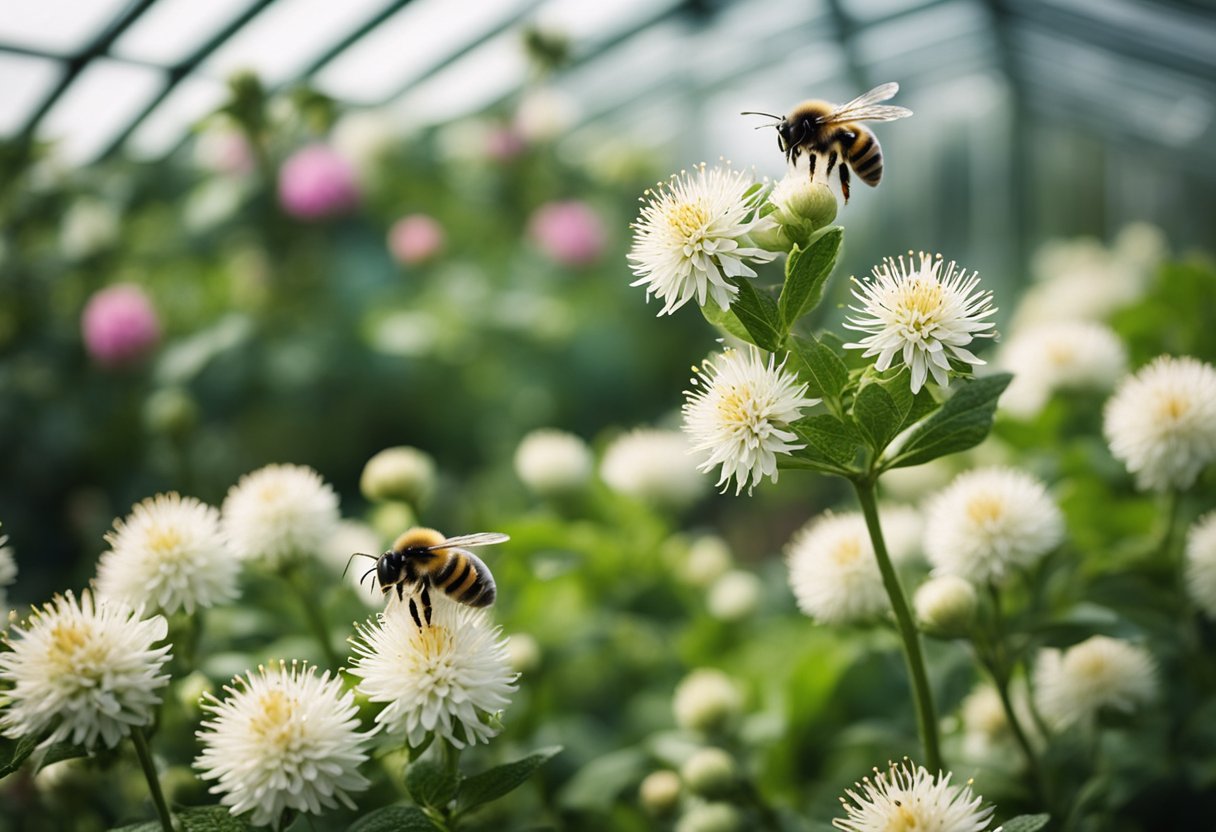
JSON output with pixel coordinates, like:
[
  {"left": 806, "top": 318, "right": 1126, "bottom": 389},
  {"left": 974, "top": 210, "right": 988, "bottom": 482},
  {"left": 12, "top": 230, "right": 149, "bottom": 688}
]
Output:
[
  {"left": 96, "top": 492, "right": 239, "bottom": 615},
  {"left": 0, "top": 590, "right": 171, "bottom": 749},
  {"left": 844, "top": 252, "right": 997, "bottom": 394},
  {"left": 349, "top": 591, "right": 517, "bottom": 748},
  {"left": 786, "top": 512, "right": 888, "bottom": 625},
  {"left": 600, "top": 427, "right": 706, "bottom": 507},
  {"left": 834, "top": 761, "right": 997, "bottom": 832},
  {"left": 924, "top": 467, "right": 1064, "bottom": 584},
  {"left": 1185, "top": 512, "right": 1216, "bottom": 617},
  {"left": 222, "top": 463, "right": 340, "bottom": 564},
  {"left": 514, "top": 428, "right": 593, "bottom": 496},
  {"left": 1033, "top": 635, "right": 1158, "bottom": 730},
  {"left": 998, "top": 320, "right": 1127, "bottom": 418},
  {"left": 194, "top": 661, "right": 374, "bottom": 829},
  {"left": 628, "top": 163, "right": 777, "bottom": 316},
  {"left": 683, "top": 347, "right": 819, "bottom": 495},
  {"left": 1103, "top": 355, "right": 1216, "bottom": 492}
]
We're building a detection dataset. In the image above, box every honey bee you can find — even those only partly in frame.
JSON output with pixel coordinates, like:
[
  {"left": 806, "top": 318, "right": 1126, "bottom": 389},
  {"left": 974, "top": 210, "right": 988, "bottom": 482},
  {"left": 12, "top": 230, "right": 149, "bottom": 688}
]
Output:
[
  {"left": 744, "top": 82, "right": 912, "bottom": 201},
  {"left": 346, "top": 528, "right": 508, "bottom": 628}
]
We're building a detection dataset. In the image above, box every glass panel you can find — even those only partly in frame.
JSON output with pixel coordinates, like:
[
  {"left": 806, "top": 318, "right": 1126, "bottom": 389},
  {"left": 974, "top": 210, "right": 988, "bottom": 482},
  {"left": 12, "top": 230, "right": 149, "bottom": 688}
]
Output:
[
  {"left": 37, "top": 59, "right": 164, "bottom": 164},
  {"left": 127, "top": 76, "right": 227, "bottom": 158},
  {"left": 314, "top": 0, "right": 529, "bottom": 105},
  {"left": 392, "top": 30, "right": 527, "bottom": 127},
  {"left": 113, "top": 0, "right": 257, "bottom": 66},
  {"left": 0, "top": 53, "right": 63, "bottom": 137},
  {"left": 855, "top": 0, "right": 988, "bottom": 66},
  {"left": 0, "top": 0, "right": 130, "bottom": 55},
  {"left": 203, "top": 0, "right": 394, "bottom": 87},
  {"left": 533, "top": 0, "right": 682, "bottom": 47}
]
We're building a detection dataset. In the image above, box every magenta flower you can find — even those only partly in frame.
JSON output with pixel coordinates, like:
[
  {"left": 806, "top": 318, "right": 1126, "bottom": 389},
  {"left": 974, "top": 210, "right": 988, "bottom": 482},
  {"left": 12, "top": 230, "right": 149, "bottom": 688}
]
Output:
[
  {"left": 388, "top": 214, "right": 445, "bottom": 265},
  {"left": 529, "top": 200, "right": 607, "bottom": 267},
  {"left": 81, "top": 284, "right": 161, "bottom": 367},
  {"left": 278, "top": 145, "right": 359, "bottom": 220}
]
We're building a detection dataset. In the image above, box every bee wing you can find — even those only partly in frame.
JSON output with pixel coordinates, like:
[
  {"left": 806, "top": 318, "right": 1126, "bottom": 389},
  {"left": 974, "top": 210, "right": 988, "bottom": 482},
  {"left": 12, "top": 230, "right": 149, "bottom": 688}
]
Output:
[
  {"left": 428, "top": 532, "right": 510, "bottom": 551},
  {"left": 825, "top": 82, "right": 912, "bottom": 124}
]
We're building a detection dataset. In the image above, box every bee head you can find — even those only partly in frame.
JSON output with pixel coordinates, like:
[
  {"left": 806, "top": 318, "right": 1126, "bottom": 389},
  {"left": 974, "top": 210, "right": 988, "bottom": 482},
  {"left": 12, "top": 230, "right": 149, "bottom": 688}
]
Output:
[{"left": 377, "top": 550, "right": 402, "bottom": 587}]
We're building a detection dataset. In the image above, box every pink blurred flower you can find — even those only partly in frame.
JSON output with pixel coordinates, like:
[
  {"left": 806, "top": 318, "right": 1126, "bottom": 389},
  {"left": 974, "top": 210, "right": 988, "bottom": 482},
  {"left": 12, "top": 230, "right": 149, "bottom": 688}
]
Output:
[
  {"left": 388, "top": 214, "right": 445, "bottom": 265},
  {"left": 278, "top": 145, "right": 359, "bottom": 219},
  {"left": 529, "top": 201, "right": 607, "bottom": 266},
  {"left": 485, "top": 126, "right": 526, "bottom": 162},
  {"left": 195, "top": 128, "right": 255, "bottom": 176},
  {"left": 81, "top": 284, "right": 161, "bottom": 367}
]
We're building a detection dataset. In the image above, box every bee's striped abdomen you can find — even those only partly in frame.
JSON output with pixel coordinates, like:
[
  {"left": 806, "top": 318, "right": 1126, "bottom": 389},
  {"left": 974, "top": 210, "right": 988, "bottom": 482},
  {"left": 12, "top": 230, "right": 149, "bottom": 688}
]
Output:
[
  {"left": 434, "top": 550, "right": 497, "bottom": 607},
  {"left": 846, "top": 126, "right": 884, "bottom": 186}
]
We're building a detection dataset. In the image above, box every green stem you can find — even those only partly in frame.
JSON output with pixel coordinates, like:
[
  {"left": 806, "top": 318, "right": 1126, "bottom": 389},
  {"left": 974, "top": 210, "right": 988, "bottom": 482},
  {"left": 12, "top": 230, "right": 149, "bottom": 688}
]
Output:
[
  {"left": 1160, "top": 488, "right": 1182, "bottom": 563},
  {"left": 131, "top": 726, "right": 176, "bottom": 832},
  {"left": 282, "top": 563, "right": 341, "bottom": 669},
  {"left": 983, "top": 584, "right": 1042, "bottom": 782},
  {"left": 852, "top": 478, "right": 943, "bottom": 773}
]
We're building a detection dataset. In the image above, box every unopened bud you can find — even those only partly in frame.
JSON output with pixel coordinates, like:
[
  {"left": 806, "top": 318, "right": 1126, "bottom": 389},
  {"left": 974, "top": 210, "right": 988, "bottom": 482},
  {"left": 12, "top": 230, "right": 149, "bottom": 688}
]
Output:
[
  {"left": 768, "top": 174, "right": 837, "bottom": 246},
  {"left": 915, "top": 575, "right": 978, "bottom": 637},
  {"left": 360, "top": 446, "right": 436, "bottom": 506},
  {"left": 639, "top": 770, "right": 682, "bottom": 816},
  {"left": 673, "top": 668, "right": 742, "bottom": 734},
  {"left": 680, "top": 747, "right": 736, "bottom": 798},
  {"left": 675, "top": 802, "right": 742, "bottom": 832}
]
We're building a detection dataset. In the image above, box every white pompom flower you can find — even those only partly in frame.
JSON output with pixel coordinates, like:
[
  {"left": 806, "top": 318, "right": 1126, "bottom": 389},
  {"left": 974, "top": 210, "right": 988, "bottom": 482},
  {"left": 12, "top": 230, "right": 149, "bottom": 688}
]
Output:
[
  {"left": 221, "top": 463, "right": 340, "bottom": 564},
  {"left": 514, "top": 429, "right": 593, "bottom": 495},
  {"left": 834, "top": 760, "right": 998, "bottom": 832},
  {"left": 1033, "top": 635, "right": 1157, "bottom": 730},
  {"left": 629, "top": 163, "right": 777, "bottom": 316},
  {"left": 1186, "top": 512, "right": 1216, "bottom": 617},
  {"left": 194, "top": 661, "right": 374, "bottom": 829},
  {"left": 683, "top": 347, "right": 819, "bottom": 495},
  {"left": 999, "top": 321, "right": 1127, "bottom": 418},
  {"left": 785, "top": 512, "right": 888, "bottom": 625},
  {"left": 96, "top": 492, "right": 239, "bottom": 615},
  {"left": 924, "top": 467, "right": 1064, "bottom": 584},
  {"left": 1103, "top": 355, "right": 1216, "bottom": 492},
  {"left": 349, "top": 591, "right": 517, "bottom": 748},
  {"left": 600, "top": 428, "right": 706, "bottom": 507},
  {"left": 844, "top": 252, "right": 997, "bottom": 394},
  {"left": 0, "top": 590, "right": 171, "bottom": 750}
]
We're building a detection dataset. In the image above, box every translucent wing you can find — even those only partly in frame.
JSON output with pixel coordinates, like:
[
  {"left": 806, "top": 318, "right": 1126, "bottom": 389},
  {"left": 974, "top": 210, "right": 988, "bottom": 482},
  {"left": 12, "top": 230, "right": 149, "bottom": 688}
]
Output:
[
  {"left": 825, "top": 82, "right": 912, "bottom": 124},
  {"left": 428, "top": 532, "right": 510, "bottom": 550}
]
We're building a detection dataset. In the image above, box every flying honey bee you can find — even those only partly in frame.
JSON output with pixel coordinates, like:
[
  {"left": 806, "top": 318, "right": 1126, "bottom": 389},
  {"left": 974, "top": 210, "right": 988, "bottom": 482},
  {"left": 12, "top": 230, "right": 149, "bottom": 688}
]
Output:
[
  {"left": 346, "top": 528, "right": 508, "bottom": 629},
  {"left": 743, "top": 82, "right": 912, "bottom": 201}
]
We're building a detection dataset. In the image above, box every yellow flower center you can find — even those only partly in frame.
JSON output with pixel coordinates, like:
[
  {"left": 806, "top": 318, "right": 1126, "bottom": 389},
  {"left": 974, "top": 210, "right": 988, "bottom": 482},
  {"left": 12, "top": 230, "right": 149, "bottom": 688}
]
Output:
[
  {"left": 1045, "top": 342, "right": 1077, "bottom": 368},
  {"left": 1155, "top": 392, "right": 1190, "bottom": 422},
  {"left": 411, "top": 623, "right": 453, "bottom": 661},
  {"left": 901, "top": 278, "right": 944, "bottom": 318},
  {"left": 250, "top": 689, "right": 300, "bottom": 748},
  {"left": 47, "top": 621, "right": 104, "bottom": 678},
  {"left": 716, "top": 386, "right": 753, "bottom": 426},
  {"left": 257, "top": 483, "right": 283, "bottom": 503},
  {"left": 831, "top": 537, "right": 863, "bottom": 566},
  {"left": 145, "top": 526, "right": 183, "bottom": 556},
  {"left": 1071, "top": 650, "right": 1109, "bottom": 681},
  {"left": 667, "top": 200, "right": 708, "bottom": 241},
  {"left": 887, "top": 800, "right": 920, "bottom": 831},
  {"left": 966, "top": 494, "right": 1005, "bottom": 525}
]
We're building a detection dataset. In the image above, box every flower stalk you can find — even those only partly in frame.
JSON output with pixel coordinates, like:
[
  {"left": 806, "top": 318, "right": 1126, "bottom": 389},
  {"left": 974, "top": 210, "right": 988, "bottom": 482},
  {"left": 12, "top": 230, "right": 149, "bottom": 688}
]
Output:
[
  {"left": 852, "top": 477, "right": 942, "bottom": 773},
  {"left": 131, "top": 725, "right": 177, "bottom": 832}
]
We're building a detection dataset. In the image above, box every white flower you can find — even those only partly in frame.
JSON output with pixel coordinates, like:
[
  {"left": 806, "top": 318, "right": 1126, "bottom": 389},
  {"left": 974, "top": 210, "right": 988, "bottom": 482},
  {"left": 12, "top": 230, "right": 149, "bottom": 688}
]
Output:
[
  {"left": 681, "top": 535, "right": 734, "bottom": 587},
  {"left": 672, "top": 668, "right": 742, "bottom": 733},
  {"left": 683, "top": 347, "right": 819, "bottom": 495},
  {"left": 0, "top": 590, "right": 171, "bottom": 750},
  {"left": 834, "top": 761, "right": 997, "bottom": 832},
  {"left": 959, "top": 681, "right": 1037, "bottom": 761},
  {"left": 1103, "top": 355, "right": 1216, "bottom": 491},
  {"left": 60, "top": 198, "right": 119, "bottom": 259},
  {"left": 999, "top": 321, "right": 1127, "bottom": 418},
  {"left": 629, "top": 164, "right": 777, "bottom": 316},
  {"left": 1186, "top": 512, "right": 1216, "bottom": 617},
  {"left": 322, "top": 520, "right": 384, "bottom": 606},
  {"left": 96, "top": 493, "right": 239, "bottom": 615},
  {"left": 194, "top": 661, "right": 373, "bottom": 829},
  {"left": 707, "top": 570, "right": 762, "bottom": 621},
  {"left": 844, "top": 252, "right": 997, "bottom": 394},
  {"left": 879, "top": 503, "right": 924, "bottom": 563},
  {"left": 785, "top": 512, "right": 888, "bottom": 625},
  {"left": 514, "top": 429, "right": 593, "bottom": 495},
  {"left": 331, "top": 109, "right": 398, "bottom": 176},
  {"left": 924, "top": 467, "right": 1064, "bottom": 584},
  {"left": 349, "top": 592, "right": 517, "bottom": 748},
  {"left": 222, "top": 464, "right": 340, "bottom": 564},
  {"left": 1033, "top": 635, "right": 1157, "bottom": 730},
  {"left": 600, "top": 428, "right": 706, "bottom": 506}
]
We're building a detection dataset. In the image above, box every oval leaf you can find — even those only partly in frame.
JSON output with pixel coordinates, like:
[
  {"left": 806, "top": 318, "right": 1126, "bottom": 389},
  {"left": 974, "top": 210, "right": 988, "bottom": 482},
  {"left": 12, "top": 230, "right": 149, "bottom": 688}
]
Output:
[
  {"left": 884, "top": 374, "right": 1011, "bottom": 469},
  {"left": 725, "top": 276, "right": 784, "bottom": 352},
  {"left": 456, "top": 745, "right": 562, "bottom": 814},
  {"left": 407, "top": 759, "right": 460, "bottom": 809},
  {"left": 348, "top": 806, "right": 442, "bottom": 832},
  {"left": 779, "top": 226, "right": 843, "bottom": 326},
  {"left": 1000, "top": 814, "right": 1050, "bottom": 832}
]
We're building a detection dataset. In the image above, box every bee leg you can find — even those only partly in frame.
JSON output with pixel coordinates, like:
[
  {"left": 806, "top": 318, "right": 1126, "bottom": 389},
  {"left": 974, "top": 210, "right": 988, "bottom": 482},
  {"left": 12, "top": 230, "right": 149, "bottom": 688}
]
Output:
[
  {"left": 421, "top": 585, "right": 433, "bottom": 626},
  {"left": 839, "top": 163, "right": 851, "bottom": 203},
  {"left": 396, "top": 583, "right": 404, "bottom": 601},
  {"left": 825, "top": 150, "right": 838, "bottom": 177},
  {"left": 408, "top": 597, "right": 423, "bottom": 629},
  {"left": 807, "top": 152, "right": 816, "bottom": 180}
]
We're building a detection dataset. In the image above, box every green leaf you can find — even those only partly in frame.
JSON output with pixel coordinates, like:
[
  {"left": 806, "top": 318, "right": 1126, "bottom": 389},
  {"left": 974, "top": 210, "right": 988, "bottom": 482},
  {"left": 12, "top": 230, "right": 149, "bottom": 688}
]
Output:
[
  {"left": 557, "top": 747, "right": 647, "bottom": 811},
  {"left": 1000, "top": 814, "right": 1050, "bottom": 832},
  {"left": 788, "top": 334, "right": 848, "bottom": 402},
  {"left": 455, "top": 745, "right": 561, "bottom": 814},
  {"left": 853, "top": 382, "right": 902, "bottom": 453},
  {"left": 725, "top": 276, "right": 783, "bottom": 352},
  {"left": 884, "top": 374, "right": 1012, "bottom": 469},
  {"left": 700, "top": 301, "right": 752, "bottom": 344},
  {"left": 347, "top": 806, "right": 442, "bottom": 832},
  {"left": 778, "top": 227, "right": 842, "bottom": 326},
  {"left": 407, "top": 758, "right": 460, "bottom": 809},
  {"left": 0, "top": 735, "right": 39, "bottom": 780},
  {"left": 33, "top": 741, "right": 89, "bottom": 772},
  {"left": 788, "top": 414, "right": 864, "bottom": 472},
  {"left": 112, "top": 806, "right": 255, "bottom": 832}
]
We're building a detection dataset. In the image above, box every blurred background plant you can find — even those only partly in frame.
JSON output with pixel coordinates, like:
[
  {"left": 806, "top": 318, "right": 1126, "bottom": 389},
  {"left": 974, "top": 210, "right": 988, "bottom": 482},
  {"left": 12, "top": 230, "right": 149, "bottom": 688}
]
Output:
[{"left": 0, "top": 0, "right": 1215, "bottom": 830}]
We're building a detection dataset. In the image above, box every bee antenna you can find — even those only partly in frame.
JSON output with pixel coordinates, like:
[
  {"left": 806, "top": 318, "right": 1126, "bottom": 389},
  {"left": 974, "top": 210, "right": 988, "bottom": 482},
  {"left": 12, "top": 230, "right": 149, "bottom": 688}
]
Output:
[
  {"left": 342, "top": 552, "right": 377, "bottom": 579},
  {"left": 359, "top": 567, "right": 377, "bottom": 590},
  {"left": 740, "top": 111, "right": 782, "bottom": 129}
]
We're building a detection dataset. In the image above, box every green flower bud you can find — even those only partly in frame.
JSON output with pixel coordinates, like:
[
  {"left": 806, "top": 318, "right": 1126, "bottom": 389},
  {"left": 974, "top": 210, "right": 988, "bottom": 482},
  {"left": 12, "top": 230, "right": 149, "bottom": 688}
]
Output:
[
  {"left": 673, "top": 668, "right": 742, "bottom": 734},
  {"left": 505, "top": 632, "right": 541, "bottom": 674},
  {"left": 914, "top": 575, "right": 978, "bottom": 637},
  {"left": 675, "top": 802, "right": 742, "bottom": 832},
  {"left": 370, "top": 501, "right": 417, "bottom": 540},
  {"left": 176, "top": 670, "right": 214, "bottom": 713},
  {"left": 143, "top": 387, "right": 198, "bottom": 438},
  {"left": 639, "top": 769, "right": 682, "bottom": 816},
  {"left": 768, "top": 174, "right": 837, "bottom": 247},
  {"left": 360, "top": 446, "right": 437, "bottom": 506},
  {"left": 680, "top": 748, "right": 736, "bottom": 798}
]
